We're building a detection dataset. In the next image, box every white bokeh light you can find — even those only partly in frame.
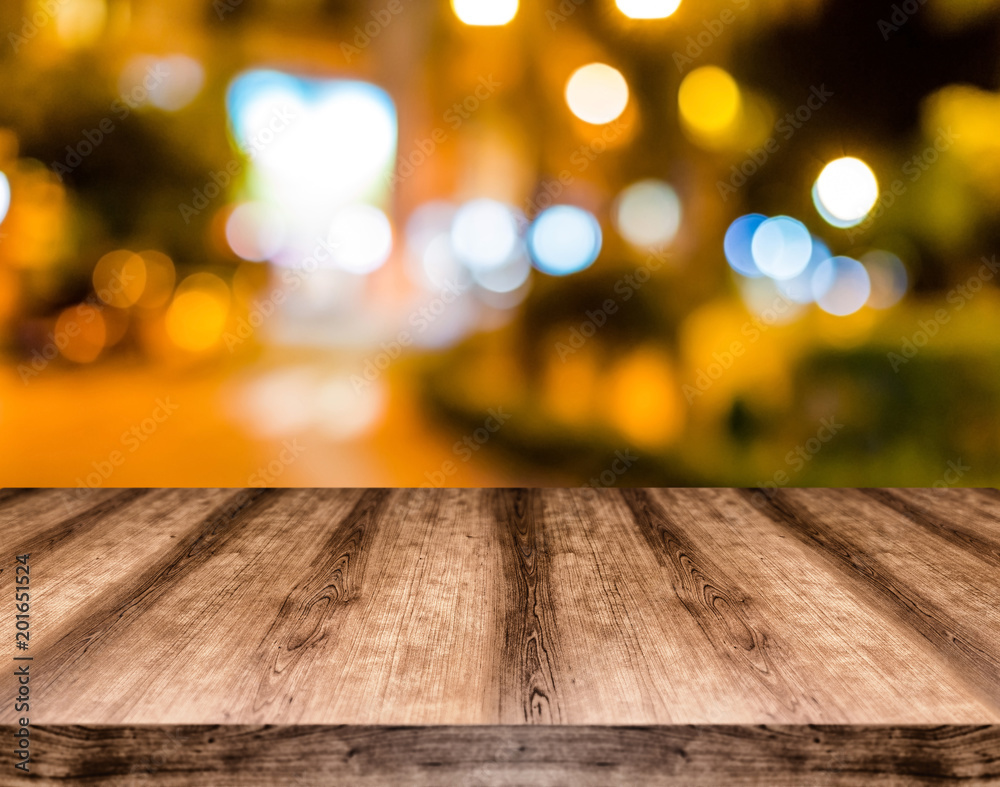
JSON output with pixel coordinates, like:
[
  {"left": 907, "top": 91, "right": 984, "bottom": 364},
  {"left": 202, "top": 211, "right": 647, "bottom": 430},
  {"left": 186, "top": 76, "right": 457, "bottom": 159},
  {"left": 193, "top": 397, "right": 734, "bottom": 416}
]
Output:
[
  {"left": 616, "top": 0, "right": 682, "bottom": 18},
  {"left": 812, "top": 256, "right": 872, "bottom": 316},
  {"left": 614, "top": 179, "right": 681, "bottom": 248},
  {"left": 528, "top": 205, "right": 602, "bottom": 276},
  {"left": 450, "top": 199, "right": 521, "bottom": 271},
  {"left": 327, "top": 204, "right": 393, "bottom": 274},
  {"left": 813, "top": 157, "right": 879, "bottom": 228},
  {"left": 565, "top": 63, "right": 630, "bottom": 125},
  {"left": 750, "top": 216, "right": 813, "bottom": 280}
]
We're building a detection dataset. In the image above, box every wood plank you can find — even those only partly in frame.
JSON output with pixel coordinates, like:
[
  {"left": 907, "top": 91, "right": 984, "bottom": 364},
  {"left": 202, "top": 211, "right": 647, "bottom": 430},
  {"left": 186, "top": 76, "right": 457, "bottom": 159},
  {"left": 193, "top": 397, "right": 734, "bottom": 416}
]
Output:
[
  {"left": 747, "top": 487, "right": 1000, "bottom": 715},
  {"left": 7, "top": 725, "right": 999, "bottom": 786},
  {"left": 2, "top": 488, "right": 999, "bottom": 735},
  {"left": 636, "top": 488, "right": 998, "bottom": 722}
]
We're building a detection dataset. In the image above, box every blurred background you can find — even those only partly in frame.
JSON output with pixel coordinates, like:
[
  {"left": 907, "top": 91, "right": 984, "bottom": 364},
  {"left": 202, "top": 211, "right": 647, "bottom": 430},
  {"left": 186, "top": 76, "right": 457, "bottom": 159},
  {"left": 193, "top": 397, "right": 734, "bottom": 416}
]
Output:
[{"left": 2, "top": 0, "right": 1000, "bottom": 488}]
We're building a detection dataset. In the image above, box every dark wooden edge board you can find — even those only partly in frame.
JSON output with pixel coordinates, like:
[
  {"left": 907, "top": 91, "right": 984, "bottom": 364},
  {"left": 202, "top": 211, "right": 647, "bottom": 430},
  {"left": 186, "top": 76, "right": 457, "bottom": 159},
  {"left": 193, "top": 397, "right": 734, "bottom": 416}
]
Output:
[{"left": 2, "top": 725, "right": 998, "bottom": 785}]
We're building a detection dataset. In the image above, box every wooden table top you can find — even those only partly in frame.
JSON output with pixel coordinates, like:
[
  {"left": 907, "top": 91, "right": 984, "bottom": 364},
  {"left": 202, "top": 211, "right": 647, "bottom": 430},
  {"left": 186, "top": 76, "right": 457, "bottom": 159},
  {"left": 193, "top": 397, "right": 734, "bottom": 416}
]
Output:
[{"left": 3, "top": 487, "right": 999, "bottom": 727}]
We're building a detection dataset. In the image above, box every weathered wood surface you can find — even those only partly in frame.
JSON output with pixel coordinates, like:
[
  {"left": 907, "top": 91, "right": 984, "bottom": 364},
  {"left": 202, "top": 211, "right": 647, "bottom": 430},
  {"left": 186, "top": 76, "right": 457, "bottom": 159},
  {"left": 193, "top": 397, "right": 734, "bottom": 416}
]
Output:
[
  {"left": 2, "top": 724, "right": 998, "bottom": 786},
  {"left": 2, "top": 488, "right": 999, "bottom": 783}
]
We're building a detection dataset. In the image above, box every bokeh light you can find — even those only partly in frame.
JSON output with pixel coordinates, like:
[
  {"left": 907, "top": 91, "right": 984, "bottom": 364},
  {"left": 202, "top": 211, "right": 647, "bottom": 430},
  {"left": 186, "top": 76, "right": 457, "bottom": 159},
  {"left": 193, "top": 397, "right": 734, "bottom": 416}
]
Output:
[
  {"left": 616, "top": 0, "right": 682, "bottom": 19},
  {"left": 724, "top": 214, "right": 766, "bottom": 278},
  {"left": 565, "top": 63, "right": 630, "bottom": 125},
  {"left": 120, "top": 55, "right": 205, "bottom": 112},
  {"left": 776, "top": 236, "right": 831, "bottom": 303},
  {"left": 451, "top": 0, "right": 518, "bottom": 26},
  {"left": 528, "top": 205, "right": 602, "bottom": 276},
  {"left": 451, "top": 199, "right": 520, "bottom": 271},
  {"left": 614, "top": 179, "right": 682, "bottom": 248},
  {"left": 135, "top": 251, "right": 177, "bottom": 309},
  {"left": 812, "top": 256, "right": 871, "bottom": 316},
  {"left": 226, "top": 72, "right": 396, "bottom": 245},
  {"left": 55, "top": 0, "right": 107, "bottom": 48},
  {"left": 93, "top": 250, "right": 147, "bottom": 308},
  {"left": 165, "top": 273, "right": 230, "bottom": 351},
  {"left": 225, "top": 202, "right": 286, "bottom": 262},
  {"left": 56, "top": 306, "right": 106, "bottom": 363},
  {"left": 678, "top": 66, "right": 741, "bottom": 140},
  {"left": 327, "top": 204, "right": 393, "bottom": 274},
  {"left": 812, "top": 157, "right": 879, "bottom": 228},
  {"left": 0, "top": 172, "right": 10, "bottom": 225},
  {"left": 750, "top": 216, "right": 812, "bottom": 280},
  {"left": 473, "top": 252, "right": 532, "bottom": 293},
  {"left": 605, "top": 348, "right": 683, "bottom": 448},
  {"left": 863, "top": 250, "right": 908, "bottom": 309}
]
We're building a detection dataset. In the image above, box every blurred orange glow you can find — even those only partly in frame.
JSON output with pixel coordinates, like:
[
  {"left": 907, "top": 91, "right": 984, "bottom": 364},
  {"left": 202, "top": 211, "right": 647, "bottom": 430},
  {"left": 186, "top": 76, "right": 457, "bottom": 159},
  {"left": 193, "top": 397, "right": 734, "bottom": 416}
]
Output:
[
  {"left": 165, "top": 273, "right": 230, "bottom": 352},
  {"left": 604, "top": 347, "right": 684, "bottom": 448},
  {"left": 136, "top": 250, "right": 177, "bottom": 309},
  {"left": 93, "top": 250, "right": 147, "bottom": 308},
  {"left": 56, "top": 305, "right": 106, "bottom": 363}
]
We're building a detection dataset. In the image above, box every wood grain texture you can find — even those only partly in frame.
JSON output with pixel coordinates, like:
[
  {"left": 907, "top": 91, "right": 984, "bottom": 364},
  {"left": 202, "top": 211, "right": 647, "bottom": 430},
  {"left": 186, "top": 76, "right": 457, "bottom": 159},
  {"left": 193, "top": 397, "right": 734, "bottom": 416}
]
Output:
[
  {"left": 4, "top": 724, "right": 999, "bottom": 786},
  {"left": 2, "top": 489, "right": 1000, "bottom": 782}
]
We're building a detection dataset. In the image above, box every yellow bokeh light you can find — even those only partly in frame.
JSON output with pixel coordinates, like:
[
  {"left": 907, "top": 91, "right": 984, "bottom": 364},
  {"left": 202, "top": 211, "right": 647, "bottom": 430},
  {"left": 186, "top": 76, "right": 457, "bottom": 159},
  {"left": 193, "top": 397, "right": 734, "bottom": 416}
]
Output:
[
  {"left": 605, "top": 348, "right": 684, "bottom": 449},
  {"left": 678, "top": 66, "right": 741, "bottom": 139},
  {"left": 451, "top": 0, "right": 518, "bottom": 26},
  {"left": 165, "top": 273, "right": 230, "bottom": 352},
  {"left": 56, "top": 305, "right": 106, "bottom": 363},
  {"left": 616, "top": 0, "right": 682, "bottom": 19},
  {"left": 135, "top": 250, "right": 176, "bottom": 309},
  {"left": 565, "top": 63, "right": 630, "bottom": 125},
  {"left": 813, "top": 157, "right": 879, "bottom": 228},
  {"left": 55, "top": 0, "right": 107, "bottom": 49},
  {"left": 93, "top": 250, "right": 146, "bottom": 308}
]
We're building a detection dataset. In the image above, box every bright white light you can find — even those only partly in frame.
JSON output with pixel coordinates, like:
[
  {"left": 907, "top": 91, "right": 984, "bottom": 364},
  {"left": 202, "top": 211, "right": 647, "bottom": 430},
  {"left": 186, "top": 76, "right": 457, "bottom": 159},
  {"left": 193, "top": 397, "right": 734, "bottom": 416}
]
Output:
[
  {"left": 614, "top": 179, "right": 681, "bottom": 248},
  {"left": 724, "top": 214, "right": 766, "bottom": 278},
  {"left": 862, "top": 250, "right": 907, "bottom": 309},
  {"left": 812, "top": 256, "right": 871, "bottom": 316},
  {"left": 616, "top": 0, "right": 682, "bottom": 18},
  {"left": 777, "top": 236, "right": 831, "bottom": 303},
  {"left": 452, "top": 0, "right": 518, "bottom": 25},
  {"left": 227, "top": 72, "right": 396, "bottom": 248},
  {"left": 327, "top": 204, "right": 393, "bottom": 274},
  {"left": 473, "top": 252, "right": 532, "bottom": 293},
  {"left": 405, "top": 202, "right": 466, "bottom": 289},
  {"left": 565, "top": 63, "right": 630, "bottom": 125},
  {"left": 751, "top": 216, "right": 812, "bottom": 280},
  {"left": 451, "top": 199, "right": 520, "bottom": 271},
  {"left": 528, "top": 205, "right": 602, "bottom": 276},
  {"left": 225, "top": 202, "right": 286, "bottom": 262},
  {"left": 813, "top": 157, "right": 879, "bottom": 228},
  {"left": 0, "top": 173, "right": 10, "bottom": 226}
]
